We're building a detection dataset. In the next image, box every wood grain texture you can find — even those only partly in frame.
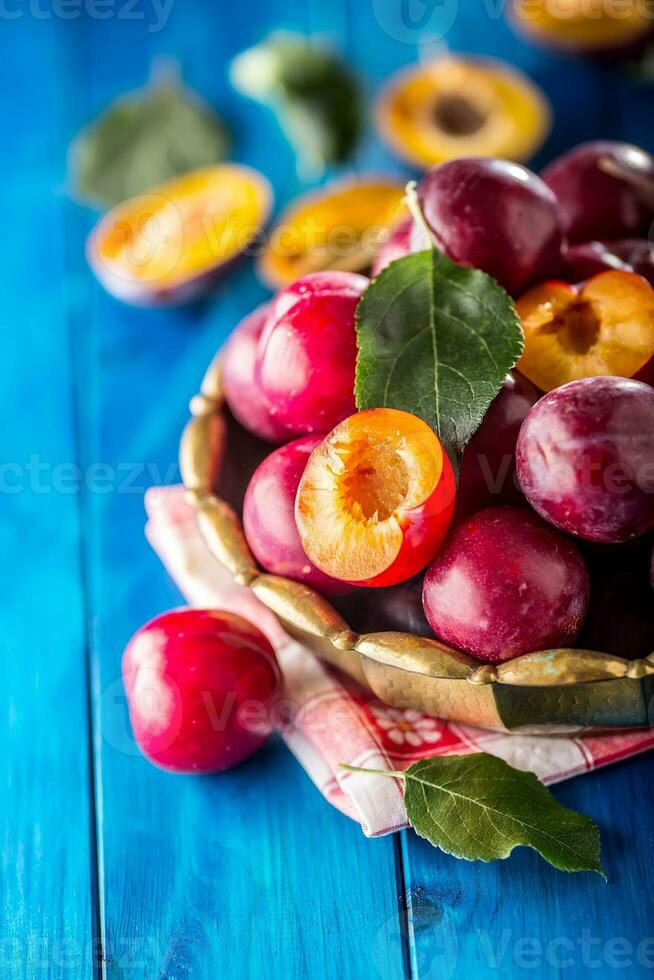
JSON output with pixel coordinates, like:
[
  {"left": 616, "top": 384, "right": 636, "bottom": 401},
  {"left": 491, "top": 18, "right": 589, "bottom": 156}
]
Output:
[
  {"left": 0, "top": 18, "right": 95, "bottom": 979},
  {"left": 3, "top": 1, "right": 654, "bottom": 978},
  {"left": 344, "top": 4, "right": 654, "bottom": 978},
  {"left": 73, "top": 2, "right": 405, "bottom": 978}
]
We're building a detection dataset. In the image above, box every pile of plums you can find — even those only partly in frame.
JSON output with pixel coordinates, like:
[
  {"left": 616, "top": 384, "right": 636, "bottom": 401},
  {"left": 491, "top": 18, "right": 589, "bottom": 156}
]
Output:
[
  {"left": 123, "top": 141, "right": 654, "bottom": 775},
  {"left": 220, "top": 140, "right": 654, "bottom": 668}
]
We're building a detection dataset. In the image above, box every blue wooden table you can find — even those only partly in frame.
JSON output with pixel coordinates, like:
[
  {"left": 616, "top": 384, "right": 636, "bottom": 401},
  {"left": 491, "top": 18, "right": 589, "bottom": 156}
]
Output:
[{"left": 2, "top": 2, "right": 654, "bottom": 977}]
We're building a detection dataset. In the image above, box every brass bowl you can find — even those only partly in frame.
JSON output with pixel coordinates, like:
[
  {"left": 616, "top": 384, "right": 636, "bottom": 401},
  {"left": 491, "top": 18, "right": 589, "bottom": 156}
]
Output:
[{"left": 179, "top": 352, "right": 654, "bottom": 734}]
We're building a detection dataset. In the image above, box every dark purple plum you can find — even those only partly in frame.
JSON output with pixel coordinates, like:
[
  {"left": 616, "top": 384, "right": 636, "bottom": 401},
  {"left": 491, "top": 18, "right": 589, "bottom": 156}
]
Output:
[
  {"left": 561, "top": 239, "right": 654, "bottom": 286},
  {"left": 422, "top": 507, "right": 590, "bottom": 663},
  {"left": 352, "top": 575, "right": 433, "bottom": 637},
  {"left": 542, "top": 141, "right": 654, "bottom": 244},
  {"left": 560, "top": 241, "right": 632, "bottom": 283},
  {"left": 456, "top": 372, "right": 540, "bottom": 519},
  {"left": 221, "top": 304, "right": 288, "bottom": 444},
  {"left": 416, "top": 158, "right": 565, "bottom": 296},
  {"left": 371, "top": 217, "right": 414, "bottom": 277},
  {"left": 516, "top": 377, "right": 654, "bottom": 543},
  {"left": 578, "top": 537, "right": 654, "bottom": 659},
  {"left": 609, "top": 239, "right": 654, "bottom": 288},
  {"left": 243, "top": 436, "right": 350, "bottom": 595}
]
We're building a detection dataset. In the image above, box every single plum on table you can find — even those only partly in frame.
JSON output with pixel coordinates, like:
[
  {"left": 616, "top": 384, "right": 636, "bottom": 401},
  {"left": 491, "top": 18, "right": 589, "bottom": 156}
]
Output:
[
  {"left": 221, "top": 304, "right": 288, "bottom": 443},
  {"left": 422, "top": 507, "right": 590, "bottom": 664},
  {"left": 541, "top": 141, "right": 654, "bottom": 243},
  {"left": 122, "top": 609, "right": 282, "bottom": 773},
  {"left": 256, "top": 278, "right": 366, "bottom": 437},
  {"left": 516, "top": 377, "right": 654, "bottom": 543},
  {"left": 243, "top": 436, "right": 351, "bottom": 595},
  {"left": 296, "top": 408, "right": 456, "bottom": 588},
  {"left": 415, "top": 157, "right": 565, "bottom": 295},
  {"left": 456, "top": 372, "right": 540, "bottom": 519}
]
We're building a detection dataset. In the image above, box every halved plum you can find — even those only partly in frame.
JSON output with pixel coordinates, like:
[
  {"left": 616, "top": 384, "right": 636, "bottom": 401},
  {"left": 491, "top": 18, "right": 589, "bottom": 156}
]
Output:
[
  {"left": 295, "top": 409, "right": 456, "bottom": 588},
  {"left": 258, "top": 178, "right": 405, "bottom": 288},
  {"left": 375, "top": 56, "right": 551, "bottom": 169},
  {"left": 88, "top": 164, "right": 273, "bottom": 306},
  {"left": 243, "top": 436, "right": 350, "bottom": 595},
  {"left": 516, "top": 270, "right": 654, "bottom": 391}
]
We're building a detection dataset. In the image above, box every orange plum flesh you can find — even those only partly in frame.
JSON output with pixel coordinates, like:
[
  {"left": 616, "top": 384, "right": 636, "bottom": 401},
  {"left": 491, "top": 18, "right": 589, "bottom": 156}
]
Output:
[
  {"left": 517, "top": 269, "right": 654, "bottom": 392},
  {"left": 295, "top": 409, "right": 456, "bottom": 588}
]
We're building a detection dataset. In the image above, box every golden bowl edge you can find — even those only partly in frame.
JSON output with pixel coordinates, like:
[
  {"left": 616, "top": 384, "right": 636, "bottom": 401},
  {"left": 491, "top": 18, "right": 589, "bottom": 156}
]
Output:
[{"left": 179, "top": 353, "right": 654, "bottom": 735}]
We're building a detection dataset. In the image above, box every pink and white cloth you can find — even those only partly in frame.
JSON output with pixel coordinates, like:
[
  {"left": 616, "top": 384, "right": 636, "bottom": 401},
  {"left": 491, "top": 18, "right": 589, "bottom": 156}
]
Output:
[{"left": 145, "top": 486, "right": 654, "bottom": 837}]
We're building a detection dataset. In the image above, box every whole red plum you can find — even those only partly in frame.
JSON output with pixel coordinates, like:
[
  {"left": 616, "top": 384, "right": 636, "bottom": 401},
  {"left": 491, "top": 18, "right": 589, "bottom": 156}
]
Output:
[
  {"left": 422, "top": 507, "right": 589, "bottom": 663},
  {"left": 122, "top": 609, "right": 282, "bottom": 773}
]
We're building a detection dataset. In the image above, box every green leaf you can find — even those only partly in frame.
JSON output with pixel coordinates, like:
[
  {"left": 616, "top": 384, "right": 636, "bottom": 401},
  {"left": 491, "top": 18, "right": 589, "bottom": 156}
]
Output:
[
  {"left": 231, "top": 31, "right": 361, "bottom": 177},
  {"left": 69, "top": 66, "right": 230, "bottom": 208},
  {"left": 342, "top": 754, "right": 605, "bottom": 876},
  {"left": 355, "top": 248, "right": 524, "bottom": 468}
]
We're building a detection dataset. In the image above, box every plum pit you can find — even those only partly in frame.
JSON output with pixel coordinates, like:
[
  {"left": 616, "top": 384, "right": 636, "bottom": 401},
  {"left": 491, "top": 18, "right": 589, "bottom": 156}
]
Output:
[{"left": 338, "top": 439, "right": 410, "bottom": 523}]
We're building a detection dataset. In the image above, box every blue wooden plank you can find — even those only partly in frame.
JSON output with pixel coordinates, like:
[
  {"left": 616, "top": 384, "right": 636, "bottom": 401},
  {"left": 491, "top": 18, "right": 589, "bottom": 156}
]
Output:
[
  {"left": 344, "top": 3, "right": 654, "bottom": 977},
  {"left": 401, "top": 756, "right": 654, "bottom": 980},
  {"left": 0, "top": 18, "right": 96, "bottom": 980},
  {"left": 68, "top": 2, "right": 407, "bottom": 977}
]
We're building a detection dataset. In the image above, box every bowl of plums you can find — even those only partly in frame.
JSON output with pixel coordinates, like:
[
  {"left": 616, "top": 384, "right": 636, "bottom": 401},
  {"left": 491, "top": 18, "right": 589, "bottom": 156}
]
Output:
[{"left": 180, "top": 143, "right": 654, "bottom": 735}]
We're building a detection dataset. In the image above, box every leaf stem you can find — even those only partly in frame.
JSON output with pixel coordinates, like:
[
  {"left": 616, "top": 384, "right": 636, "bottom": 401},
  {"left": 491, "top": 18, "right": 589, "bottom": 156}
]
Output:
[
  {"left": 339, "top": 764, "right": 406, "bottom": 780},
  {"left": 404, "top": 180, "right": 438, "bottom": 249}
]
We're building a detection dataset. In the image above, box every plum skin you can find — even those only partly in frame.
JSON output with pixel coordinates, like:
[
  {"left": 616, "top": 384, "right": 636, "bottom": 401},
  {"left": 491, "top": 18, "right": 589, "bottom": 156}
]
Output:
[
  {"left": 122, "top": 609, "right": 281, "bottom": 774},
  {"left": 371, "top": 217, "right": 413, "bottom": 277},
  {"left": 422, "top": 507, "right": 590, "bottom": 663},
  {"left": 542, "top": 141, "right": 654, "bottom": 244},
  {"left": 243, "top": 436, "right": 351, "bottom": 595},
  {"left": 221, "top": 304, "right": 288, "bottom": 444},
  {"left": 266, "top": 270, "right": 368, "bottom": 325},
  {"left": 416, "top": 157, "right": 565, "bottom": 296},
  {"left": 255, "top": 290, "right": 361, "bottom": 436},
  {"left": 456, "top": 372, "right": 541, "bottom": 520},
  {"left": 560, "top": 241, "right": 633, "bottom": 283},
  {"left": 516, "top": 377, "right": 654, "bottom": 543}
]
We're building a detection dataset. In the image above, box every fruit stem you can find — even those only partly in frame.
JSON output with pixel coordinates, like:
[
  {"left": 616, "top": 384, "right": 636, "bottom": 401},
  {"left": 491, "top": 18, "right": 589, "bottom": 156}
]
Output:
[
  {"left": 339, "top": 763, "right": 406, "bottom": 780},
  {"left": 404, "top": 180, "right": 438, "bottom": 250}
]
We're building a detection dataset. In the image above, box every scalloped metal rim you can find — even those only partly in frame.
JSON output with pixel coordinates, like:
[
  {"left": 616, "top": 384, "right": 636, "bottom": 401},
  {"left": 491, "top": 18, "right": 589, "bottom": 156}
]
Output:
[{"left": 178, "top": 351, "right": 654, "bottom": 732}]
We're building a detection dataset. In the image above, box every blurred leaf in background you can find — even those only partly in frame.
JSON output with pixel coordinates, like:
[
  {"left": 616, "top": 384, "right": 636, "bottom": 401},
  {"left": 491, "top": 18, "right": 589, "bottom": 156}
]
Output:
[
  {"left": 69, "top": 62, "right": 230, "bottom": 208},
  {"left": 231, "top": 31, "right": 362, "bottom": 178}
]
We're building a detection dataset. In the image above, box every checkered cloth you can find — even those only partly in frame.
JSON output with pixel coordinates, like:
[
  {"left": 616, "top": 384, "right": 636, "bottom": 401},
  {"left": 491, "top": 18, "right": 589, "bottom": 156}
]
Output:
[{"left": 145, "top": 486, "right": 654, "bottom": 837}]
